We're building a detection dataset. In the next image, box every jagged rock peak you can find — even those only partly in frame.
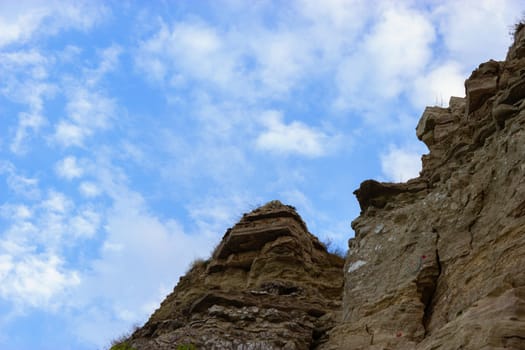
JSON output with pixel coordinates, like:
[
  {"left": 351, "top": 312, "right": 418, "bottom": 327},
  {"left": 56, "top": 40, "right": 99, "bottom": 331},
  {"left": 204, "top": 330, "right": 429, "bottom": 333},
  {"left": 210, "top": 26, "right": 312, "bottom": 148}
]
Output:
[
  {"left": 127, "top": 201, "right": 344, "bottom": 350},
  {"left": 354, "top": 23, "right": 525, "bottom": 214}
]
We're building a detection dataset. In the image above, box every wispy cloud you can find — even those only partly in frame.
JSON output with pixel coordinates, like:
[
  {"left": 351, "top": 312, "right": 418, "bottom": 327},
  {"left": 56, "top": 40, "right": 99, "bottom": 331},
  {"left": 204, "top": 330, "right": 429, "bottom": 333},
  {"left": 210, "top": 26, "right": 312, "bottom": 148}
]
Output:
[
  {"left": 433, "top": 0, "right": 521, "bottom": 65},
  {"left": 78, "top": 182, "right": 101, "bottom": 198},
  {"left": 334, "top": 3, "right": 435, "bottom": 113},
  {"left": 255, "top": 110, "right": 333, "bottom": 157},
  {"left": 0, "top": 253, "right": 80, "bottom": 309},
  {"left": 380, "top": 144, "right": 426, "bottom": 182},
  {"left": 0, "top": 2, "right": 109, "bottom": 154},
  {"left": 0, "top": 163, "right": 41, "bottom": 199},
  {"left": 0, "top": 1, "right": 108, "bottom": 48},
  {"left": 71, "top": 169, "right": 217, "bottom": 347},
  {"left": 55, "top": 156, "right": 84, "bottom": 180},
  {"left": 0, "top": 192, "right": 83, "bottom": 310},
  {"left": 0, "top": 50, "right": 55, "bottom": 154},
  {"left": 54, "top": 87, "right": 116, "bottom": 147},
  {"left": 84, "top": 45, "right": 122, "bottom": 87}
]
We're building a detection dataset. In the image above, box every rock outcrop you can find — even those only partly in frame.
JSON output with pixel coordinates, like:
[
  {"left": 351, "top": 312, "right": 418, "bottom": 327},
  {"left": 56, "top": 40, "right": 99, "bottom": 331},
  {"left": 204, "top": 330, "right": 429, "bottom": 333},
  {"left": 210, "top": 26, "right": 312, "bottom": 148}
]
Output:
[
  {"left": 119, "top": 26, "right": 525, "bottom": 350},
  {"left": 128, "top": 201, "right": 344, "bottom": 349},
  {"left": 325, "top": 26, "right": 525, "bottom": 349}
]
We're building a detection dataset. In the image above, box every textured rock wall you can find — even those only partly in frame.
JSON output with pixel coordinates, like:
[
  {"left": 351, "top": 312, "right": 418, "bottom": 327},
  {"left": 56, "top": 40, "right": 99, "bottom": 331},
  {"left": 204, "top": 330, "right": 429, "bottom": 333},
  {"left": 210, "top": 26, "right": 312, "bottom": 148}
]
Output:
[
  {"left": 120, "top": 27, "right": 525, "bottom": 350},
  {"left": 128, "top": 201, "right": 344, "bottom": 350},
  {"left": 324, "top": 27, "right": 525, "bottom": 349}
]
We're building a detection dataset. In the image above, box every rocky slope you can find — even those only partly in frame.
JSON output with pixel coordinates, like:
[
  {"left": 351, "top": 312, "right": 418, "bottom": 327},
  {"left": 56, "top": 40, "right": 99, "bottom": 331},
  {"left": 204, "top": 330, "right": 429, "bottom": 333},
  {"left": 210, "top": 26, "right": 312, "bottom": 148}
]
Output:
[
  {"left": 324, "top": 26, "right": 525, "bottom": 349},
  {"left": 121, "top": 26, "right": 525, "bottom": 350},
  {"left": 127, "top": 201, "right": 344, "bottom": 349}
]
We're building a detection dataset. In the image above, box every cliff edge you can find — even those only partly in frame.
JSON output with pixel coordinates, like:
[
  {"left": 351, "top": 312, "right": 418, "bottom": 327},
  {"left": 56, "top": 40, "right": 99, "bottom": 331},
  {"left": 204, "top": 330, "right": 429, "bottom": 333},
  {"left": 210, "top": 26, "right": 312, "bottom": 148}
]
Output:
[
  {"left": 325, "top": 25, "right": 525, "bottom": 349},
  {"left": 127, "top": 200, "right": 344, "bottom": 349},
  {"left": 118, "top": 25, "right": 525, "bottom": 350}
]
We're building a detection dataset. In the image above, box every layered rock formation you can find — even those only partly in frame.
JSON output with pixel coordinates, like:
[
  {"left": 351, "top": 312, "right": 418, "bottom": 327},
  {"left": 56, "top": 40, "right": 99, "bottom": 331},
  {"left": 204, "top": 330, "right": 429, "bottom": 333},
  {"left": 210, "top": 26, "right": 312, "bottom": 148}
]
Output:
[
  {"left": 325, "top": 26, "right": 525, "bottom": 349},
  {"left": 128, "top": 201, "right": 344, "bottom": 349},
  {"left": 120, "top": 26, "right": 525, "bottom": 350}
]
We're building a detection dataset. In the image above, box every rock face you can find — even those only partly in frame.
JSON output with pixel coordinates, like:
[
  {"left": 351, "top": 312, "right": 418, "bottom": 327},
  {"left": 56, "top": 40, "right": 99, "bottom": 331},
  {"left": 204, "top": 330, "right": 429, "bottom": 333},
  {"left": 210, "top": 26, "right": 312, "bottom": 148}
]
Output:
[
  {"left": 325, "top": 26, "right": 525, "bottom": 349},
  {"left": 128, "top": 201, "right": 344, "bottom": 349},
  {"left": 123, "top": 27, "right": 525, "bottom": 350}
]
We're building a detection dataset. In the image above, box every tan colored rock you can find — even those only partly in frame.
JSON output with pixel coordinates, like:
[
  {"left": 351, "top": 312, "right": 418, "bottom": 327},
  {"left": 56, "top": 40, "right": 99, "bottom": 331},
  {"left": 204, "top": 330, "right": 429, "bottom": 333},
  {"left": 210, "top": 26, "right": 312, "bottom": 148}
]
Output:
[
  {"left": 128, "top": 200, "right": 344, "bottom": 349},
  {"left": 324, "top": 24, "right": 525, "bottom": 350},
  {"left": 465, "top": 60, "right": 500, "bottom": 114},
  {"left": 116, "top": 25, "right": 525, "bottom": 350}
]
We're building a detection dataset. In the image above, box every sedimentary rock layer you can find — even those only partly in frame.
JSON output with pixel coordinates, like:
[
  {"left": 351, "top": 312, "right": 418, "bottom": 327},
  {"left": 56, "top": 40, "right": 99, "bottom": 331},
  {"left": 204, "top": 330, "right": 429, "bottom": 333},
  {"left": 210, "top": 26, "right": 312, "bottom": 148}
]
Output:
[
  {"left": 129, "top": 201, "right": 344, "bottom": 349},
  {"left": 122, "top": 25, "right": 525, "bottom": 350},
  {"left": 324, "top": 26, "right": 525, "bottom": 349}
]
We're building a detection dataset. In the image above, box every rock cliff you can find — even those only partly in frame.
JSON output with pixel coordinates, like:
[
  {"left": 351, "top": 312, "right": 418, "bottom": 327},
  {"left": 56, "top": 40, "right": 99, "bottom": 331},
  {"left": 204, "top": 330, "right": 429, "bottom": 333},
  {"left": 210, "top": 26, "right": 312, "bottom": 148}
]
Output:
[
  {"left": 119, "top": 26, "right": 525, "bottom": 350},
  {"left": 127, "top": 201, "right": 344, "bottom": 349},
  {"left": 325, "top": 25, "right": 525, "bottom": 349}
]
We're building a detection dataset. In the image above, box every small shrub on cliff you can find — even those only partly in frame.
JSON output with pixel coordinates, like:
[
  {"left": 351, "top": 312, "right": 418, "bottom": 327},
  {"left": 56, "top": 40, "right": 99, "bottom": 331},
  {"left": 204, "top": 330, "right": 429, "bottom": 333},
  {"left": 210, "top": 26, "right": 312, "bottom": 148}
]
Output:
[
  {"left": 110, "top": 342, "right": 136, "bottom": 350},
  {"left": 108, "top": 324, "right": 139, "bottom": 350},
  {"left": 186, "top": 257, "right": 208, "bottom": 274},
  {"left": 322, "top": 238, "right": 347, "bottom": 258},
  {"left": 177, "top": 344, "right": 196, "bottom": 350},
  {"left": 511, "top": 15, "right": 525, "bottom": 39}
]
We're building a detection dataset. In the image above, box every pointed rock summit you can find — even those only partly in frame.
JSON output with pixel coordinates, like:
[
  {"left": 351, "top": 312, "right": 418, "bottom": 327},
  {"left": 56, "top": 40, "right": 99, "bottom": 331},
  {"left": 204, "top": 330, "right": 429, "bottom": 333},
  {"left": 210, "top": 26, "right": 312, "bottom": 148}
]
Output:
[{"left": 128, "top": 200, "right": 344, "bottom": 349}]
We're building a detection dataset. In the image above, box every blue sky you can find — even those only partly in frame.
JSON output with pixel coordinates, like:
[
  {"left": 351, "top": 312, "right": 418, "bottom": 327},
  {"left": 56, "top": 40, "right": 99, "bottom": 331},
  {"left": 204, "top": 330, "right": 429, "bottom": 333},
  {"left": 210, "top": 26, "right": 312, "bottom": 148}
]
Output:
[{"left": 0, "top": 1, "right": 521, "bottom": 349}]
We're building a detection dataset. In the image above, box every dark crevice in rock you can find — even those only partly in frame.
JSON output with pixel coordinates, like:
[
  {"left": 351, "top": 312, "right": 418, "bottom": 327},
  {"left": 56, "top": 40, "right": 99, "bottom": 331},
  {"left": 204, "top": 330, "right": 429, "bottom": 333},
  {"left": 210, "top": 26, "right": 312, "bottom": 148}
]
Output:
[
  {"left": 510, "top": 199, "right": 525, "bottom": 218},
  {"left": 467, "top": 219, "right": 475, "bottom": 251},
  {"left": 365, "top": 324, "right": 374, "bottom": 345},
  {"left": 354, "top": 179, "right": 428, "bottom": 212},
  {"left": 260, "top": 281, "right": 300, "bottom": 295},
  {"left": 422, "top": 232, "right": 442, "bottom": 335},
  {"left": 311, "top": 328, "right": 323, "bottom": 344}
]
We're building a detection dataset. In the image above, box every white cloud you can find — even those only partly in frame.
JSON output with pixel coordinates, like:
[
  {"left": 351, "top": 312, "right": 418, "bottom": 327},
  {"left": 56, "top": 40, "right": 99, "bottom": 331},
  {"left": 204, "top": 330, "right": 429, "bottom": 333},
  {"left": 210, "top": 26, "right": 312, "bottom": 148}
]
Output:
[
  {"left": 73, "top": 186, "right": 215, "bottom": 347},
  {"left": 67, "top": 88, "right": 114, "bottom": 131},
  {"left": 0, "top": 50, "right": 49, "bottom": 74},
  {"left": 69, "top": 209, "right": 100, "bottom": 239},
  {"left": 84, "top": 44, "right": 122, "bottom": 87},
  {"left": 297, "top": 0, "right": 370, "bottom": 31},
  {"left": 335, "top": 3, "right": 435, "bottom": 112},
  {"left": 42, "top": 191, "right": 72, "bottom": 214},
  {"left": 369, "top": 5, "right": 435, "bottom": 76},
  {"left": 255, "top": 110, "right": 331, "bottom": 157},
  {"left": 380, "top": 144, "right": 425, "bottom": 182},
  {"left": 248, "top": 31, "right": 311, "bottom": 95},
  {"left": 0, "top": 188, "right": 99, "bottom": 311},
  {"left": 0, "top": 1, "right": 107, "bottom": 48},
  {"left": 0, "top": 51, "right": 56, "bottom": 154},
  {"left": 10, "top": 112, "right": 46, "bottom": 154},
  {"left": 55, "top": 156, "right": 84, "bottom": 180},
  {"left": 0, "top": 3, "right": 108, "bottom": 153},
  {"left": 5, "top": 172, "right": 40, "bottom": 199},
  {"left": 433, "top": 0, "right": 521, "bottom": 65},
  {"left": 411, "top": 61, "right": 466, "bottom": 109},
  {"left": 79, "top": 182, "right": 102, "bottom": 198},
  {"left": 53, "top": 122, "right": 85, "bottom": 147},
  {"left": 136, "top": 21, "right": 234, "bottom": 87},
  {"left": 54, "top": 88, "right": 115, "bottom": 147},
  {"left": 136, "top": 18, "right": 312, "bottom": 98},
  {"left": 0, "top": 204, "right": 32, "bottom": 220},
  {"left": 0, "top": 253, "right": 80, "bottom": 308}
]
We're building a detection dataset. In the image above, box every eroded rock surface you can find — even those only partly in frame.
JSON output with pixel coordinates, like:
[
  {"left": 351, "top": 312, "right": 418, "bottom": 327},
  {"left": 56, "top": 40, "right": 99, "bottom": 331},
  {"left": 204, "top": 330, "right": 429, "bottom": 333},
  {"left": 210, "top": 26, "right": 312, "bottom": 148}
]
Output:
[
  {"left": 121, "top": 27, "right": 525, "bottom": 350},
  {"left": 129, "top": 201, "right": 344, "bottom": 350},
  {"left": 324, "top": 26, "right": 525, "bottom": 350}
]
